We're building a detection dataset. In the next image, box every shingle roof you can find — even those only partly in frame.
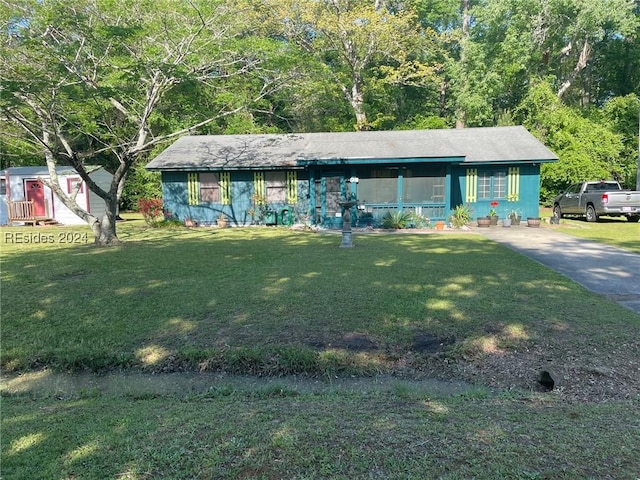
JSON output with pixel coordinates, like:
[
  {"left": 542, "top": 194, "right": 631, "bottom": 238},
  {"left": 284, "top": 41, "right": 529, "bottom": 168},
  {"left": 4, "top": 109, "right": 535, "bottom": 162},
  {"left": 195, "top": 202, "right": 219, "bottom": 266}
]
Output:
[
  {"left": 1, "top": 165, "right": 104, "bottom": 176},
  {"left": 145, "top": 126, "right": 558, "bottom": 171}
]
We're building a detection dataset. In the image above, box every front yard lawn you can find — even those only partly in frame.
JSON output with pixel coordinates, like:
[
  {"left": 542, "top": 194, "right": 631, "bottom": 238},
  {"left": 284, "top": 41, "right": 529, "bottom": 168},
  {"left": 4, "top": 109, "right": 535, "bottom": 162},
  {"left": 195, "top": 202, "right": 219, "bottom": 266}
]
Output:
[{"left": 2, "top": 220, "right": 639, "bottom": 478}]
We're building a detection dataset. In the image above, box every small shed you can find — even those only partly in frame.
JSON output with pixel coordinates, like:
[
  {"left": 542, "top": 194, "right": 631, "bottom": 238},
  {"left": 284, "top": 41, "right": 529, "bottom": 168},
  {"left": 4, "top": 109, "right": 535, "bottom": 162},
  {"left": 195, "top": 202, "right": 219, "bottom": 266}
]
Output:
[
  {"left": 0, "top": 166, "right": 113, "bottom": 226},
  {"left": 146, "top": 126, "right": 558, "bottom": 227}
]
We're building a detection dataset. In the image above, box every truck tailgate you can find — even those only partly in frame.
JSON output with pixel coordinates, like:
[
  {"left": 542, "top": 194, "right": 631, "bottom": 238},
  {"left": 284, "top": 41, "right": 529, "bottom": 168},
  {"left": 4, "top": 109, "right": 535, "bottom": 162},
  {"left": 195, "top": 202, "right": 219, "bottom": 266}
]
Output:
[{"left": 603, "top": 191, "right": 640, "bottom": 209}]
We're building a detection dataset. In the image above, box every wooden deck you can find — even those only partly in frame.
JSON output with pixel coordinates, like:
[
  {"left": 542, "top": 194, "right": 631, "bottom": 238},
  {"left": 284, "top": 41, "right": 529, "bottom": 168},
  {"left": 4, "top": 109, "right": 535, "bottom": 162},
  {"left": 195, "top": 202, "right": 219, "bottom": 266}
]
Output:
[{"left": 7, "top": 200, "right": 59, "bottom": 226}]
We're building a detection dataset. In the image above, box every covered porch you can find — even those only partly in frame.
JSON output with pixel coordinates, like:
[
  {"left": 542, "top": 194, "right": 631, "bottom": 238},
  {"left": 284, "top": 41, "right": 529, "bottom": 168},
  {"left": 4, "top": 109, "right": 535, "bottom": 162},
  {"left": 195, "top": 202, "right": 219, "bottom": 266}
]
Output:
[{"left": 302, "top": 159, "right": 456, "bottom": 229}]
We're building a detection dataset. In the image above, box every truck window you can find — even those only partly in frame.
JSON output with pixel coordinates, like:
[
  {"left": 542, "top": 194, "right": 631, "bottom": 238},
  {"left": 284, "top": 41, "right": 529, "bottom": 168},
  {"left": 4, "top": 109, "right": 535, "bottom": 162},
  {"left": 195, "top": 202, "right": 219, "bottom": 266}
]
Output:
[{"left": 588, "top": 182, "right": 619, "bottom": 191}]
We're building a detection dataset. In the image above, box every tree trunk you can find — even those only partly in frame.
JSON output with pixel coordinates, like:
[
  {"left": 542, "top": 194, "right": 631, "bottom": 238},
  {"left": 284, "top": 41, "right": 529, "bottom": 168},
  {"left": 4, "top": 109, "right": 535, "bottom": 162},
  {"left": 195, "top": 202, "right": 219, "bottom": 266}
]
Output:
[
  {"left": 637, "top": 107, "right": 640, "bottom": 191},
  {"left": 455, "top": 0, "right": 471, "bottom": 129},
  {"left": 89, "top": 196, "right": 122, "bottom": 247},
  {"left": 557, "top": 39, "right": 591, "bottom": 99},
  {"left": 461, "top": 0, "right": 470, "bottom": 36},
  {"left": 352, "top": 104, "right": 369, "bottom": 131},
  {"left": 341, "top": 80, "right": 369, "bottom": 130},
  {"left": 90, "top": 204, "right": 121, "bottom": 246}
]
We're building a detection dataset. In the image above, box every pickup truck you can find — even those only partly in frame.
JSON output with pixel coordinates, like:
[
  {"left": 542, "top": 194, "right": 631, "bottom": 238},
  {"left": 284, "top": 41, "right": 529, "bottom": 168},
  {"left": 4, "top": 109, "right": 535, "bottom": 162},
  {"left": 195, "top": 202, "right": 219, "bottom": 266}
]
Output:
[{"left": 552, "top": 180, "right": 640, "bottom": 222}]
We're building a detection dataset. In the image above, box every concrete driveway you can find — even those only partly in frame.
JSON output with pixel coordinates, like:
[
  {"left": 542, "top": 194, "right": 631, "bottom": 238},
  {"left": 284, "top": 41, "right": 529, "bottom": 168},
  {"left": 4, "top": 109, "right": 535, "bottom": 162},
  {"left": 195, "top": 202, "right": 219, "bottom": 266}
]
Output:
[{"left": 477, "top": 224, "right": 640, "bottom": 314}]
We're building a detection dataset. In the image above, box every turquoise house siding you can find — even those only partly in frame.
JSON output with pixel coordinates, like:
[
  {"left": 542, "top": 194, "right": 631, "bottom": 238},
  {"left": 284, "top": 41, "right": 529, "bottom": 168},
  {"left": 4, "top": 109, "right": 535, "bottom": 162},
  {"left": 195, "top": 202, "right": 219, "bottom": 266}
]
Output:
[
  {"left": 162, "top": 165, "right": 542, "bottom": 227},
  {"left": 451, "top": 164, "right": 542, "bottom": 220},
  {"left": 161, "top": 171, "right": 309, "bottom": 226},
  {"left": 518, "top": 165, "right": 543, "bottom": 218}
]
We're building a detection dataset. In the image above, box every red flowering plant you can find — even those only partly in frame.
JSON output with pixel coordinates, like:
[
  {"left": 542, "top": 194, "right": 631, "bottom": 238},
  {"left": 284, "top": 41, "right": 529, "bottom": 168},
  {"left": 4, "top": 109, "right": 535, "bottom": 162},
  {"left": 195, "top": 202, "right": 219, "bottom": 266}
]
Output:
[
  {"left": 488, "top": 200, "right": 499, "bottom": 217},
  {"left": 137, "top": 198, "right": 164, "bottom": 225}
]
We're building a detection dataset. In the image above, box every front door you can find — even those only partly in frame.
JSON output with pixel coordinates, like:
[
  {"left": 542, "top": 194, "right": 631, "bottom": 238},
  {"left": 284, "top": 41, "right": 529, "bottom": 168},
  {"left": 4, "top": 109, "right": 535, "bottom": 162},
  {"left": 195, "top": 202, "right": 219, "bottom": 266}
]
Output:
[
  {"left": 26, "top": 180, "right": 46, "bottom": 217},
  {"left": 324, "top": 176, "right": 342, "bottom": 220},
  {"left": 313, "top": 174, "right": 348, "bottom": 227}
]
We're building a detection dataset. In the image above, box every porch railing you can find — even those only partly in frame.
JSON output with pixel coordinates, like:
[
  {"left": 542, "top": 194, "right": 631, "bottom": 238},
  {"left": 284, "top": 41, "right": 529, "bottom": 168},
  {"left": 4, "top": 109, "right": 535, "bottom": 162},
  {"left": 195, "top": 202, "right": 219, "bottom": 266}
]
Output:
[
  {"left": 8, "top": 200, "right": 36, "bottom": 225},
  {"left": 359, "top": 204, "right": 447, "bottom": 222}
]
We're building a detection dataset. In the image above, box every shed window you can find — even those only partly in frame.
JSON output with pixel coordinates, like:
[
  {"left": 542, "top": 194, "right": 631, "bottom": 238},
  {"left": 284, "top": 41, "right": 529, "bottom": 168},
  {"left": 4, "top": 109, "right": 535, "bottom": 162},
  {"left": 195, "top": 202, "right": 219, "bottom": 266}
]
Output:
[
  {"left": 67, "top": 177, "right": 84, "bottom": 194},
  {"left": 478, "top": 171, "right": 506, "bottom": 199},
  {"left": 0, "top": 179, "right": 6, "bottom": 196}
]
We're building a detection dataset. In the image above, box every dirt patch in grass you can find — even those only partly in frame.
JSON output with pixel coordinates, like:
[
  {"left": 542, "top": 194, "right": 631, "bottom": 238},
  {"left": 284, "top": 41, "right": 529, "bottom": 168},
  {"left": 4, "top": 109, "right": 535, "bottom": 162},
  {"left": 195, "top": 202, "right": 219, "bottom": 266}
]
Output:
[
  {"left": 411, "top": 334, "right": 456, "bottom": 353},
  {"left": 288, "top": 328, "right": 640, "bottom": 403},
  {"left": 295, "top": 326, "right": 640, "bottom": 403},
  {"left": 402, "top": 334, "right": 640, "bottom": 403}
]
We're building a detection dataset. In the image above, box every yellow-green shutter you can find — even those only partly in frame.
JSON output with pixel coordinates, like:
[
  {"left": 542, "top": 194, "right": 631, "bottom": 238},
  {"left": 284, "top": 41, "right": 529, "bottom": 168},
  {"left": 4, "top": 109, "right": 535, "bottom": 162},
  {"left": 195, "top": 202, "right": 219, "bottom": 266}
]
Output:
[
  {"left": 286, "top": 171, "right": 298, "bottom": 204},
  {"left": 187, "top": 173, "right": 199, "bottom": 206},
  {"left": 253, "top": 172, "right": 265, "bottom": 201},
  {"left": 220, "top": 172, "right": 231, "bottom": 205},
  {"left": 465, "top": 168, "right": 477, "bottom": 202},
  {"left": 507, "top": 167, "right": 520, "bottom": 201}
]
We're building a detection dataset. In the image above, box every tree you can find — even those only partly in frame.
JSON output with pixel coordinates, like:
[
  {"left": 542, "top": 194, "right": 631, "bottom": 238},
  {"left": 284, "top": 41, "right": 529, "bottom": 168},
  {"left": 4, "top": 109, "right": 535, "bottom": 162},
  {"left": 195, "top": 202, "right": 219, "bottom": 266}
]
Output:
[
  {"left": 262, "top": 0, "right": 442, "bottom": 130},
  {"left": 1, "top": 0, "right": 285, "bottom": 245},
  {"left": 516, "top": 81, "right": 625, "bottom": 202},
  {"left": 545, "top": 0, "right": 638, "bottom": 101},
  {"left": 466, "top": 0, "right": 638, "bottom": 108},
  {"left": 600, "top": 94, "right": 640, "bottom": 189}
]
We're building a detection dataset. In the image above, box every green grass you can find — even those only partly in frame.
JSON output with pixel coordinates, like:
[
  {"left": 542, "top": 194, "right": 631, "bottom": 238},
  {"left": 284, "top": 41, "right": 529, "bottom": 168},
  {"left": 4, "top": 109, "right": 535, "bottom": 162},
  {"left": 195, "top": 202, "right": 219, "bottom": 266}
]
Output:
[
  {"left": 2, "top": 218, "right": 640, "bottom": 479},
  {"left": 555, "top": 219, "right": 640, "bottom": 253},
  {"left": 2, "top": 219, "right": 637, "bottom": 375},
  {"left": 3, "top": 391, "right": 639, "bottom": 479},
  {"left": 540, "top": 207, "right": 640, "bottom": 253}
]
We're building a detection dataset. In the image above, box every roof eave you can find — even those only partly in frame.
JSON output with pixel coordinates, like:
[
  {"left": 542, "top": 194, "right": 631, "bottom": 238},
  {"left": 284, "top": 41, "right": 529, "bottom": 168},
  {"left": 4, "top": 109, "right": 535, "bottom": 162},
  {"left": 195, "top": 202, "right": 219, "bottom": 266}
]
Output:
[
  {"left": 296, "top": 156, "right": 465, "bottom": 166},
  {"left": 454, "top": 158, "right": 558, "bottom": 166},
  {"left": 146, "top": 165, "right": 304, "bottom": 172}
]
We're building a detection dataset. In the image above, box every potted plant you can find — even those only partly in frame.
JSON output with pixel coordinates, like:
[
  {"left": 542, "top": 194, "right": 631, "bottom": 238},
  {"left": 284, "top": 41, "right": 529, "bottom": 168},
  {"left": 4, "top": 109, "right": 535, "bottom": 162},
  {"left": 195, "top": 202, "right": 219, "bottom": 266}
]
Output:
[
  {"left": 488, "top": 201, "right": 499, "bottom": 225},
  {"left": 217, "top": 213, "right": 228, "bottom": 228},
  {"left": 449, "top": 204, "right": 472, "bottom": 228},
  {"left": 507, "top": 208, "right": 522, "bottom": 226}
]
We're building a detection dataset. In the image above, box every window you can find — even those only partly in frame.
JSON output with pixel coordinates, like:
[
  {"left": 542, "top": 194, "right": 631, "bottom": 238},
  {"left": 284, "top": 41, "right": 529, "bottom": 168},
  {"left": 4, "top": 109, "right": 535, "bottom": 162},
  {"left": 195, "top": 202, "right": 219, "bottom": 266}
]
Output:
[
  {"left": 187, "top": 172, "right": 230, "bottom": 205},
  {"left": 568, "top": 183, "right": 581, "bottom": 194},
  {"left": 254, "top": 171, "right": 298, "bottom": 205},
  {"left": 265, "top": 172, "right": 286, "bottom": 203},
  {"left": 403, "top": 168, "right": 446, "bottom": 203},
  {"left": 478, "top": 171, "right": 506, "bottom": 199},
  {"left": 0, "top": 178, "right": 6, "bottom": 196},
  {"left": 357, "top": 169, "right": 397, "bottom": 204},
  {"left": 67, "top": 177, "right": 84, "bottom": 194},
  {"left": 494, "top": 171, "right": 506, "bottom": 198},
  {"left": 200, "top": 172, "right": 220, "bottom": 203}
]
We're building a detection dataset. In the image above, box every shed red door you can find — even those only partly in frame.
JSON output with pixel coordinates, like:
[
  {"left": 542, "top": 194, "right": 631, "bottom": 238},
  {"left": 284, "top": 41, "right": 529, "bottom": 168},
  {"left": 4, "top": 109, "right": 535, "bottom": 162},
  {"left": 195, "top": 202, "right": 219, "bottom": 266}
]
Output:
[{"left": 26, "top": 180, "right": 46, "bottom": 216}]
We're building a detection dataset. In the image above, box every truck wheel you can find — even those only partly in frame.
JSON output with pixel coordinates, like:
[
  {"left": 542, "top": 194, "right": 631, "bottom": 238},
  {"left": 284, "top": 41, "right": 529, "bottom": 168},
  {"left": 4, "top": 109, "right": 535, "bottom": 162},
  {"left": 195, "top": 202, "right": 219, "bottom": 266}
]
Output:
[
  {"left": 628, "top": 215, "right": 640, "bottom": 223},
  {"left": 585, "top": 205, "right": 598, "bottom": 222},
  {"left": 553, "top": 204, "right": 563, "bottom": 219}
]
